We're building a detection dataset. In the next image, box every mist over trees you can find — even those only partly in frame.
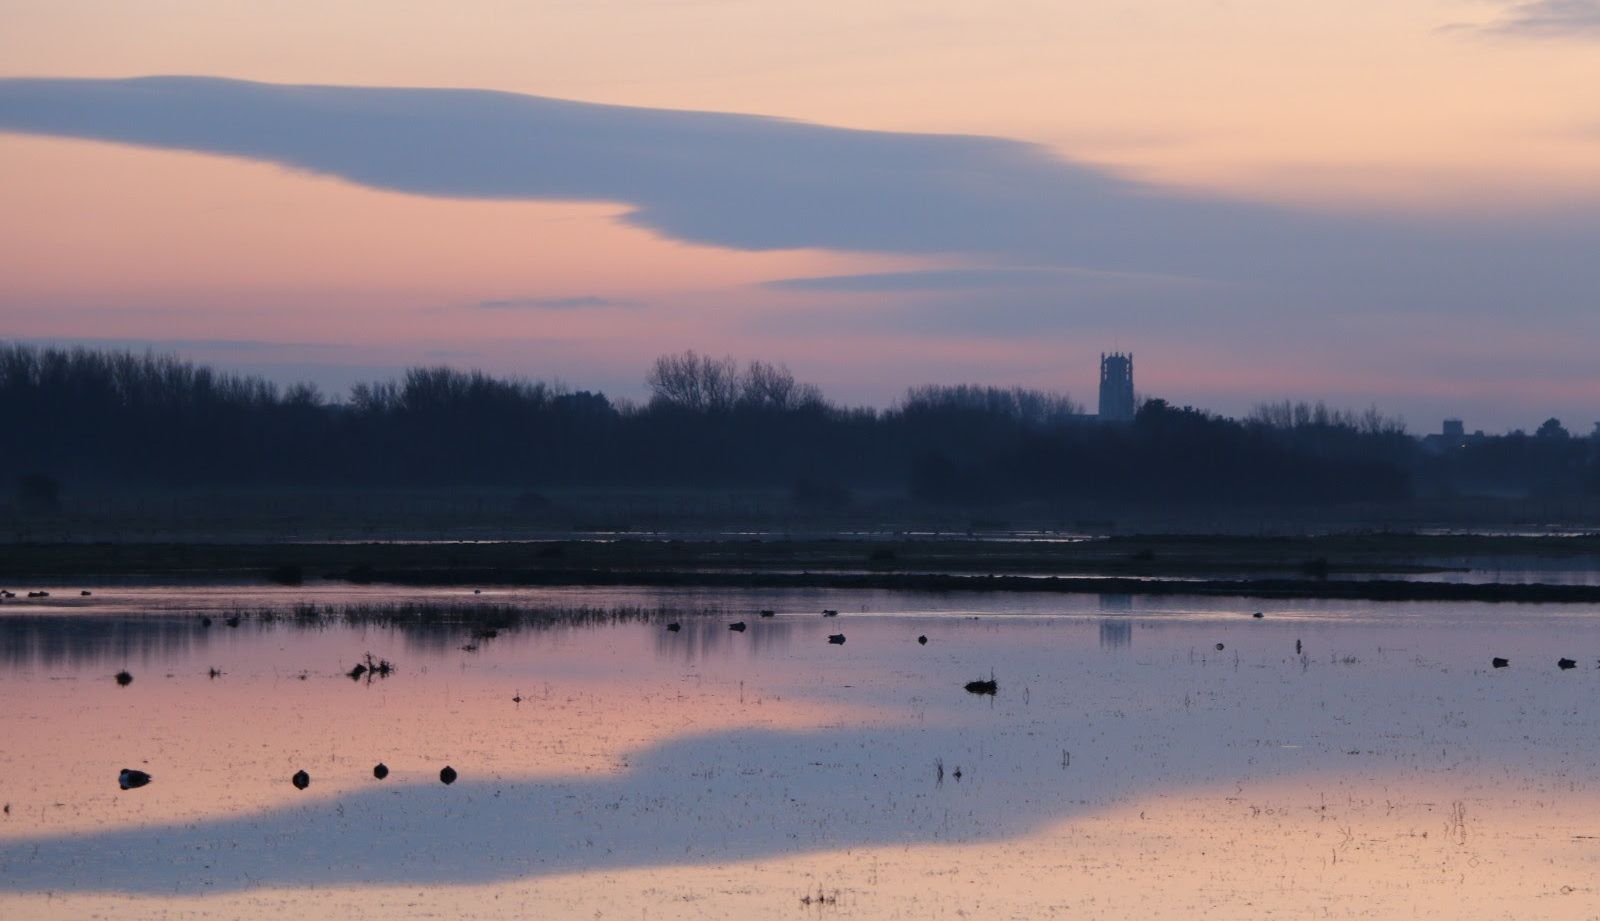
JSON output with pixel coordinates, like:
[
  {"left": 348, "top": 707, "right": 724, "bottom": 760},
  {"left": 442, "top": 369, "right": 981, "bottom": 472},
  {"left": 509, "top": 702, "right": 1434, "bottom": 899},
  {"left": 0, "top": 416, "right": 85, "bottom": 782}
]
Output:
[{"left": 2, "top": 342, "right": 1596, "bottom": 507}]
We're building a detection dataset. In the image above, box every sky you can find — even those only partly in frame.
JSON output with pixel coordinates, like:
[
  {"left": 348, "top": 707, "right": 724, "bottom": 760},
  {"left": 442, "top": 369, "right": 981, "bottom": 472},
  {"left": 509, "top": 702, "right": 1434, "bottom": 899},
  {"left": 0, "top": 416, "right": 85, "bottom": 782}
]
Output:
[{"left": 1, "top": 1, "right": 1598, "bottom": 431}]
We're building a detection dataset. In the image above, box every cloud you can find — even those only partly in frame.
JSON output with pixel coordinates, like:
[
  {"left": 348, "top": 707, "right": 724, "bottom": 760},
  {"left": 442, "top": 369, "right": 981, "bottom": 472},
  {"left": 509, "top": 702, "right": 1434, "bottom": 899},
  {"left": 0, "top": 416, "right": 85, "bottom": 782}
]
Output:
[
  {"left": 1473, "top": 1, "right": 1600, "bottom": 37},
  {"left": 10, "top": 336, "right": 341, "bottom": 354},
  {"left": 0, "top": 75, "right": 1351, "bottom": 278},
  {"left": 2, "top": 75, "right": 1599, "bottom": 332},
  {"left": 473, "top": 295, "right": 637, "bottom": 310},
  {"left": 761, "top": 266, "right": 1219, "bottom": 293}
]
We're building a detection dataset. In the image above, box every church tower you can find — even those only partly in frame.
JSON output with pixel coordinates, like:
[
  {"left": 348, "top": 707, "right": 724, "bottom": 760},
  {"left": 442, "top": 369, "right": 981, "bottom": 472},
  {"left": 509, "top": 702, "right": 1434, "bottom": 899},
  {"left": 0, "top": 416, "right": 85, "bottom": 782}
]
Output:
[{"left": 1098, "top": 352, "right": 1135, "bottom": 422}]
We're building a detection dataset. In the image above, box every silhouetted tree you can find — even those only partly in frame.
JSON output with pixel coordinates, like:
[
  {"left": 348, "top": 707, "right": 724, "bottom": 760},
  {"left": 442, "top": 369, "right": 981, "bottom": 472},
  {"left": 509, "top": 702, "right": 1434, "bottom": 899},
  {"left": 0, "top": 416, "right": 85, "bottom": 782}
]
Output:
[
  {"left": 14, "top": 473, "right": 61, "bottom": 514},
  {"left": 2, "top": 341, "right": 1590, "bottom": 506}
]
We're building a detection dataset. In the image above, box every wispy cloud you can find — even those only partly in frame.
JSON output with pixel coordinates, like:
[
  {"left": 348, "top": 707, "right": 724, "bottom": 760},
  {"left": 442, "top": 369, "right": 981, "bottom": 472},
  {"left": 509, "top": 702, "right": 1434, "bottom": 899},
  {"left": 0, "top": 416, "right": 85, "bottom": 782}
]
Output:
[
  {"left": 1469, "top": 1, "right": 1600, "bottom": 38},
  {"left": 9, "top": 336, "right": 341, "bottom": 354},
  {"left": 473, "top": 295, "right": 638, "bottom": 310},
  {"left": 762, "top": 266, "right": 1218, "bottom": 293}
]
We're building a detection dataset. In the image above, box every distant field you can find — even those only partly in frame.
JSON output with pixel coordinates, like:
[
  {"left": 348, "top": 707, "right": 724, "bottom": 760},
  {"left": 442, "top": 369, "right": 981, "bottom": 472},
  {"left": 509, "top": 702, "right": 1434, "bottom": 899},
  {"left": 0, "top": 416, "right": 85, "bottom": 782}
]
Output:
[
  {"left": 5, "top": 532, "right": 1600, "bottom": 604},
  {"left": 5, "top": 486, "right": 1600, "bottom": 544}
]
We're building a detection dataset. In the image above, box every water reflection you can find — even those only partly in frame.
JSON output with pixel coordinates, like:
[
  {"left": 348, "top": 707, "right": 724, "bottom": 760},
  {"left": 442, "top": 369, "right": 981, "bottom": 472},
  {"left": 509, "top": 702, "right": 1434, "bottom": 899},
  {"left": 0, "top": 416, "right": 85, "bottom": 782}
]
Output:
[
  {"left": 652, "top": 617, "right": 797, "bottom": 661},
  {"left": 0, "top": 615, "right": 209, "bottom": 669},
  {"left": 1098, "top": 593, "right": 1132, "bottom": 610},
  {"left": 1098, "top": 619, "right": 1132, "bottom": 650},
  {"left": 6, "top": 585, "right": 1600, "bottom": 916}
]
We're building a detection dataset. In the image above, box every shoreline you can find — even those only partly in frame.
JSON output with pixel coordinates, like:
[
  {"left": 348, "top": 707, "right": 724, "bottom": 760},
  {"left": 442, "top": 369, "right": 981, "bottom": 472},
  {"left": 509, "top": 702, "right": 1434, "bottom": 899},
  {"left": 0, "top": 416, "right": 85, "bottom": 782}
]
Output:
[{"left": 2, "top": 533, "right": 1599, "bottom": 604}]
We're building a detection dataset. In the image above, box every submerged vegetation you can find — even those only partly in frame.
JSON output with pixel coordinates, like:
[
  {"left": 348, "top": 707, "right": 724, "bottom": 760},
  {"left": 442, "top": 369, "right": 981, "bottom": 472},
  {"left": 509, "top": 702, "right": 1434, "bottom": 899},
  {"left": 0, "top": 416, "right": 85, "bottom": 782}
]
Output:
[{"left": 242, "top": 602, "right": 718, "bottom": 632}]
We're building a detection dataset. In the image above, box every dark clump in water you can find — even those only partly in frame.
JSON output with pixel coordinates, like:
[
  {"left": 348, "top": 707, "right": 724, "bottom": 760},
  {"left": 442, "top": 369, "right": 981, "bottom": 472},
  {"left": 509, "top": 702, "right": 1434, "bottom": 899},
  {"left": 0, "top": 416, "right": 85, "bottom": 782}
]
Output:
[
  {"left": 666, "top": 622, "right": 681, "bottom": 632},
  {"left": 1215, "top": 643, "right": 1225, "bottom": 651},
  {"left": 729, "top": 621, "right": 747, "bottom": 632},
  {"left": 208, "top": 667, "right": 222, "bottom": 679},
  {"left": 822, "top": 609, "right": 839, "bottom": 617},
  {"left": 373, "top": 763, "right": 389, "bottom": 780},
  {"left": 292, "top": 770, "right": 310, "bottom": 790},
  {"left": 828, "top": 633, "right": 846, "bottom": 645},
  {"left": 200, "top": 615, "right": 212, "bottom": 628},
  {"left": 118, "top": 768, "right": 151, "bottom": 790},
  {"left": 1492, "top": 657, "right": 1509, "bottom": 668},
  {"left": 349, "top": 653, "right": 394, "bottom": 681},
  {"left": 225, "top": 616, "right": 241, "bottom": 628},
  {"left": 1558, "top": 658, "right": 1577, "bottom": 670},
  {"left": 1252, "top": 611, "right": 1264, "bottom": 619},
  {"left": 439, "top": 766, "right": 457, "bottom": 785},
  {"left": 964, "top": 678, "right": 998, "bottom": 695},
  {"left": 759, "top": 609, "right": 775, "bottom": 617},
  {"left": 115, "top": 670, "right": 133, "bottom": 686},
  {"left": 918, "top": 635, "right": 928, "bottom": 645}
]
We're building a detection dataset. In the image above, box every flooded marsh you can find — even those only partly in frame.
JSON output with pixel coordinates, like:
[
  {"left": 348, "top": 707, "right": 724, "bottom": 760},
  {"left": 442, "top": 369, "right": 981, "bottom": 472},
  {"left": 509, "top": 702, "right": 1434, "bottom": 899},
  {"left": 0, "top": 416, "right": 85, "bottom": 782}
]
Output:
[{"left": 3, "top": 585, "right": 1600, "bottom": 918}]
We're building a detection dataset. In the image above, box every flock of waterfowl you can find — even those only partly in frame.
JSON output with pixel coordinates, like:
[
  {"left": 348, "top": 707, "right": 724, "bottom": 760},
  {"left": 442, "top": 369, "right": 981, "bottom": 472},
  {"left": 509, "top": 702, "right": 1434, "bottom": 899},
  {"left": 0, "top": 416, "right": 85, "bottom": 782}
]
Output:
[
  {"left": 678, "top": 607, "right": 927, "bottom": 649},
  {"left": 118, "top": 763, "right": 459, "bottom": 793},
  {"left": 14, "top": 590, "right": 1594, "bottom": 800},
  {"left": 687, "top": 606, "right": 1594, "bottom": 676}
]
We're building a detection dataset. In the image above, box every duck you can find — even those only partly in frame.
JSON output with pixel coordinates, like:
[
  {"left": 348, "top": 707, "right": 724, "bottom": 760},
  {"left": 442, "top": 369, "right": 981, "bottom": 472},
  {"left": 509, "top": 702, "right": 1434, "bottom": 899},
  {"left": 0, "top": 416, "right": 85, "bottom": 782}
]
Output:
[
  {"left": 373, "top": 763, "right": 389, "bottom": 780},
  {"left": 439, "top": 765, "right": 458, "bottom": 785},
  {"left": 827, "top": 634, "right": 846, "bottom": 645},
  {"left": 292, "top": 770, "right": 310, "bottom": 790},
  {"left": 118, "top": 768, "right": 152, "bottom": 790}
]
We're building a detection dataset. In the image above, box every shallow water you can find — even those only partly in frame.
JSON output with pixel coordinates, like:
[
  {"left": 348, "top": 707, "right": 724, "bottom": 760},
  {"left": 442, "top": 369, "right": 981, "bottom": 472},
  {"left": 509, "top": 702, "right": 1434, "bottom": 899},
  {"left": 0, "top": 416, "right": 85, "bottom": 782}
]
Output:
[{"left": 4, "top": 585, "right": 1600, "bottom": 918}]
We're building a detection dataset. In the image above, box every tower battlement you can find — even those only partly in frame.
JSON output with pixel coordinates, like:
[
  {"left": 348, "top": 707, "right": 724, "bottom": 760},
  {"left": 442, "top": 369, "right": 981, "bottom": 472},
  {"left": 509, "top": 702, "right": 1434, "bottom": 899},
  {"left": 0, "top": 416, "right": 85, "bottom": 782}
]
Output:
[{"left": 1098, "top": 352, "right": 1135, "bottom": 422}]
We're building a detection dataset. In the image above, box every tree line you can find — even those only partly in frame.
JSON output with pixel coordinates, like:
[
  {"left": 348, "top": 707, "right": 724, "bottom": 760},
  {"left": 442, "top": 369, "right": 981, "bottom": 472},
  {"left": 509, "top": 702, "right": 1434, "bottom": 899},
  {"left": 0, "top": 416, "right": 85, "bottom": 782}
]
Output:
[{"left": 2, "top": 342, "right": 1596, "bottom": 506}]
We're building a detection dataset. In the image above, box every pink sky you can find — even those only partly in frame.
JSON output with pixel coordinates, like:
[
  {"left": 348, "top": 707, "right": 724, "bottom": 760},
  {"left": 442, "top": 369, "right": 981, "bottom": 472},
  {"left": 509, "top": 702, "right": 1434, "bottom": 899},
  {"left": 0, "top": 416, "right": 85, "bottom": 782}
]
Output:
[{"left": 2, "top": 1, "right": 1599, "bottom": 431}]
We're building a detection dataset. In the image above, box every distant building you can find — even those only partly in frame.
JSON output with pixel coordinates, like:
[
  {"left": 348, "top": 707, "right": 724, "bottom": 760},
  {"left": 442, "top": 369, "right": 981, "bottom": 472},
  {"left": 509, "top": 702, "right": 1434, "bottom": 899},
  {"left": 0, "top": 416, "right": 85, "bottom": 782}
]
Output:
[
  {"left": 1098, "top": 352, "right": 1135, "bottom": 422},
  {"left": 1423, "top": 418, "right": 1484, "bottom": 452}
]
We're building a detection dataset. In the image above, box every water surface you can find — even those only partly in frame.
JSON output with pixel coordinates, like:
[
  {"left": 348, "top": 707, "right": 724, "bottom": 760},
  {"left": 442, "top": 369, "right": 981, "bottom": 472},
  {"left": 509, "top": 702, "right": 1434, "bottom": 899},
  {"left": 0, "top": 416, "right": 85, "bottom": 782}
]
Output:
[{"left": 3, "top": 585, "right": 1599, "bottom": 918}]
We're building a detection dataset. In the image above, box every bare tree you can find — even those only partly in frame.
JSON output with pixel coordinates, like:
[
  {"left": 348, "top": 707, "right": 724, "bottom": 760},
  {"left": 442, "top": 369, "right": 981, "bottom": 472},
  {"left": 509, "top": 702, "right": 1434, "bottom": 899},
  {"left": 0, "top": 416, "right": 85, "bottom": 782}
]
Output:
[
  {"left": 648, "top": 350, "right": 741, "bottom": 411},
  {"left": 740, "top": 360, "right": 824, "bottom": 411}
]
